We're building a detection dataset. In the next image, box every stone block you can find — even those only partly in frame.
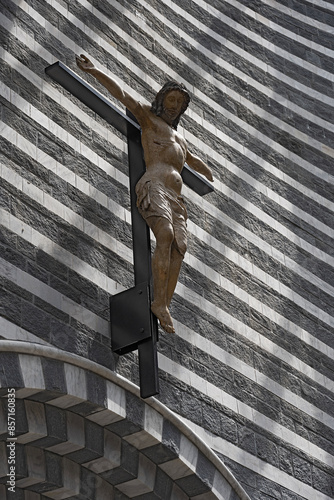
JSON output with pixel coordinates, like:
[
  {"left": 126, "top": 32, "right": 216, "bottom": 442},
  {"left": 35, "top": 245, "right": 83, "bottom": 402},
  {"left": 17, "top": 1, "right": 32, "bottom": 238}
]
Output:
[
  {"left": 16, "top": 446, "right": 45, "bottom": 488},
  {"left": 162, "top": 420, "right": 181, "bottom": 456},
  {"left": 41, "top": 358, "right": 67, "bottom": 395},
  {"left": 16, "top": 355, "right": 45, "bottom": 399},
  {"left": 33, "top": 405, "right": 67, "bottom": 449},
  {"left": 47, "top": 411, "right": 84, "bottom": 456},
  {"left": 101, "top": 441, "right": 139, "bottom": 485},
  {"left": 0, "top": 352, "right": 24, "bottom": 388},
  {"left": 116, "top": 454, "right": 156, "bottom": 497},
  {"left": 44, "top": 458, "right": 80, "bottom": 499},
  {"left": 83, "top": 429, "right": 121, "bottom": 473},
  {"left": 85, "top": 371, "right": 107, "bottom": 407},
  {"left": 17, "top": 400, "right": 47, "bottom": 444}
]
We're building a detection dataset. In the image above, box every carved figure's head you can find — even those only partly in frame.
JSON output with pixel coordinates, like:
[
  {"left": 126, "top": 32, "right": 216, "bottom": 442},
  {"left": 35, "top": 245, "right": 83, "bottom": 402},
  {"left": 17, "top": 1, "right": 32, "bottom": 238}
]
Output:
[{"left": 151, "top": 81, "right": 190, "bottom": 130}]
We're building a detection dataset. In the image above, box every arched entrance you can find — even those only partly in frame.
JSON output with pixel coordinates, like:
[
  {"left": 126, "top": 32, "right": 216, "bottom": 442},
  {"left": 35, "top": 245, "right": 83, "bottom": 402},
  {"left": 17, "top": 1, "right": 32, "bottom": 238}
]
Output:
[{"left": 0, "top": 342, "right": 250, "bottom": 499}]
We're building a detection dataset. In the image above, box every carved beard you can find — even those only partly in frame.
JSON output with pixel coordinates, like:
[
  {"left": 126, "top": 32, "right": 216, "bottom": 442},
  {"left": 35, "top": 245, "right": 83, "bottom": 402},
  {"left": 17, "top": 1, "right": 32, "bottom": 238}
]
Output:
[{"left": 163, "top": 106, "right": 178, "bottom": 119}]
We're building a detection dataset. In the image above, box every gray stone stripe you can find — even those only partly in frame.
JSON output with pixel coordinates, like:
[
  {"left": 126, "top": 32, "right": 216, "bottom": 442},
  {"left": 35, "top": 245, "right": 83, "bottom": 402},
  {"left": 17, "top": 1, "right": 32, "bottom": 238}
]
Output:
[
  {"left": 130, "top": 0, "right": 334, "bottom": 101},
  {"left": 304, "top": 0, "right": 334, "bottom": 13},
  {"left": 1, "top": 15, "right": 332, "bottom": 214},
  {"left": 158, "top": 354, "right": 334, "bottom": 468},
  {"left": 4, "top": 0, "right": 334, "bottom": 185},
  {"left": 75, "top": 0, "right": 334, "bottom": 157},
  {"left": 157, "top": 337, "right": 334, "bottom": 453},
  {"left": 258, "top": 0, "right": 334, "bottom": 33},
  {"left": 2, "top": 188, "right": 333, "bottom": 361},
  {"left": 0, "top": 257, "right": 110, "bottom": 338},
  {"left": 2, "top": 36, "right": 333, "bottom": 215},
  {"left": 3, "top": 111, "right": 334, "bottom": 312},
  {"left": 3, "top": 84, "right": 333, "bottom": 254},
  {"left": 2, "top": 130, "right": 334, "bottom": 309},
  {"left": 3, "top": 92, "right": 333, "bottom": 274},
  {"left": 2, "top": 205, "right": 333, "bottom": 366},
  {"left": 182, "top": 418, "right": 334, "bottom": 500},
  {"left": 2, "top": 111, "right": 333, "bottom": 307},
  {"left": 0, "top": 344, "right": 250, "bottom": 500},
  {"left": 0, "top": 159, "right": 134, "bottom": 267},
  {"left": 193, "top": 0, "right": 334, "bottom": 58},
  {"left": 164, "top": 0, "right": 334, "bottom": 81},
  {"left": 4, "top": 150, "right": 334, "bottom": 331}
]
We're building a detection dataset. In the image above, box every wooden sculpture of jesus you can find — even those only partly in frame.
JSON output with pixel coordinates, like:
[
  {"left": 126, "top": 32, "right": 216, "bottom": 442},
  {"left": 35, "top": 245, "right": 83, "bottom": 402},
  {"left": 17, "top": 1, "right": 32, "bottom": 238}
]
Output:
[{"left": 76, "top": 55, "right": 213, "bottom": 333}]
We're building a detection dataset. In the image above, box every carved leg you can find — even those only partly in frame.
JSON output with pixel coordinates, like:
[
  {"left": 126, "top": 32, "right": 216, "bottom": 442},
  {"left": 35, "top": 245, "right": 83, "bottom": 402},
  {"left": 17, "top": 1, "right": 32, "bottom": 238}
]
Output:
[
  {"left": 149, "top": 218, "right": 175, "bottom": 333},
  {"left": 166, "top": 245, "right": 184, "bottom": 308}
]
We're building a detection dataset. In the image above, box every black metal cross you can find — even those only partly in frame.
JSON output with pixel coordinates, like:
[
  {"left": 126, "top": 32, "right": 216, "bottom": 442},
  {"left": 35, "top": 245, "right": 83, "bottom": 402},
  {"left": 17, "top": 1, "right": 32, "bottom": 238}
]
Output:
[{"left": 45, "top": 61, "right": 213, "bottom": 398}]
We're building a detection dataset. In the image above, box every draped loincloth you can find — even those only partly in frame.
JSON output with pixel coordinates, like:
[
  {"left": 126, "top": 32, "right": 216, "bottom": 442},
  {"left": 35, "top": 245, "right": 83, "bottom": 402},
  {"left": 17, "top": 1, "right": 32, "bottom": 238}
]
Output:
[{"left": 135, "top": 176, "right": 187, "bottom": 256}]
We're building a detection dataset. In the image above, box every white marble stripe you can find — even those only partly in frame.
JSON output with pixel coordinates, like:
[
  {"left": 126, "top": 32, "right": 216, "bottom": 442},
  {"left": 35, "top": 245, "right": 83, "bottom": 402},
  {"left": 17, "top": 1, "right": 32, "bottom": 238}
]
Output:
[
  {"left": 187, "top": 220, "right": 334, "bottom": 300},
  {"left": 0, "top": 257, "right": 110, "bottom": 337},
  {"left": 309, "top": 0, "right": 334, "bottom": 12},
  {"left": 3, "top": 122, "right": 333, "bottom": 304},
  {"left": 3, "top": 154, "right": 334, "bottom": 354},
  {"left": 2, "top": 46, "right": 333, "bottom": 218},
  {"left": 4, "top": 129, "right": 334, "bottom": 322},
  {"left": 0, "top": 208, "right": 125, "bottom": 296},
  {"left": 2, "top": 17, "right": 334, "bottom": 207},
  {"left": 0, "top": 161, "right": 133, "bottom": 265},
  {"left": 129, "top": 0, "right": 334, "bottom": 109},
  {"left": 175, "top": 279, "right": 334, "bottom": 362},
  {"left": 185, "top": 182, "right": 334, "bottom": 269},
  {"left": 5, "top": 0, "right": 334, "bottom": 189},
  {"left": 0, "top": 82, "right": 129, "bottom": 189},
  {"left": 206, "top": 0, "right": 334, "bottom": 57},
  {"left": 253, "top": 0, "right": 334, "bottom": 34},
  {"left": 3, "top": 118, "right": 334, "bottom": 314},
  {"left": 158, "top": 354, "right": 334, "bottom": 467},
  {"left": 2, "top": 206, "right": 333, "bottom": 393},
  {"left": 80, "top": 0, "right": 334, "bottom": 181},
  {"left": 184, "top": 0, "right": 334, "bottom": 79},
  {"left": 3, "top": 119, "right": 334, "bottom": 302},
  {"left": 4, "top": 155, "right": 334, "bottom": 334},
  {"left": 191, "top": 148, "right": 334, "bottom": 237},
  {"left": 3, "top": 82, "right": 334, "bottom": 268},
  {"left": 0, "top": 50, "right": 126, "bottom": 155},
  {"left": 3, "top": 159, "right": 334, "bottom": 334},
  {"left": 77, "top": 0, "right": 334, "bottom": 163},
  {"left": 184, "top": 251, "right": 334, "bottom": 330},
  {"left": 2, "top": 204, "right": 333, "bottom": 420},
  {"left": 173, "top": 318, "right": 334, "bottom": 400},
  {"left": 0, "top": 316, "right": 52, "bottom": 345},
  {"left": 180, "top": 417, "right": 334, "bottom": 500},
  {"left": 3, "top": 138, "right": 334, "bottom": 332}
]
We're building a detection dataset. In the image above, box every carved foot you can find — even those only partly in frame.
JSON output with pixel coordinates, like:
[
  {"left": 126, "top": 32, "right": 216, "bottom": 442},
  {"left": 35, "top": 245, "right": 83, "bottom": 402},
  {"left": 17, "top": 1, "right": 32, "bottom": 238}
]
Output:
[{"left": 151, "top": 302, "right": 175, "bottom": 333}]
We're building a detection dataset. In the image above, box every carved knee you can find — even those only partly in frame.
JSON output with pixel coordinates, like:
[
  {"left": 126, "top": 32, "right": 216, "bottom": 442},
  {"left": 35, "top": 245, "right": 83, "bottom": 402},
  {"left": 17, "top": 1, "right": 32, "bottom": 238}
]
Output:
[{"left": 154, "top": 220, "right": 174, "bottom": 248}]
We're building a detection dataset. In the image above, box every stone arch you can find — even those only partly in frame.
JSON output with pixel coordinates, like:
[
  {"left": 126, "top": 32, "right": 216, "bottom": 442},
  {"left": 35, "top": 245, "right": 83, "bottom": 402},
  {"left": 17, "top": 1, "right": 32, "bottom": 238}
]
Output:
[{"left": 0, "top": 342, "right": 250, "bottom": 499}]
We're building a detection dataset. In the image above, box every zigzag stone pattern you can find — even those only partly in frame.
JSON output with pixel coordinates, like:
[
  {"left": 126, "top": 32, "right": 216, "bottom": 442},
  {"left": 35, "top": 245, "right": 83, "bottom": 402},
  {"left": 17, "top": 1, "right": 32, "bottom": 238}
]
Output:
[
  {"left": 0, "top": 345, "right": 247, "bottom": 499},
  {"left": 0, "top": 0, "right": 334, "bottom": 498}
]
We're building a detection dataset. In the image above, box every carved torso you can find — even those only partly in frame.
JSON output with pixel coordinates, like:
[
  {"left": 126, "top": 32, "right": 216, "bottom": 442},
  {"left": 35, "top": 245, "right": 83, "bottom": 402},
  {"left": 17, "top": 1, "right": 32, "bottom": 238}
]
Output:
[{"left": 138, "top": 106, "right": 187, "bottom": 195}]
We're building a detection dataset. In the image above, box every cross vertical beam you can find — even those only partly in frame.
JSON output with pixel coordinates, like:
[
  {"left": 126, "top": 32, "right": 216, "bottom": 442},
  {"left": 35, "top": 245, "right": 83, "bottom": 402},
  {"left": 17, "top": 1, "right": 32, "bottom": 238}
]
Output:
[{"left": 126, "top": 109, "right": 159, "bottom": 398}]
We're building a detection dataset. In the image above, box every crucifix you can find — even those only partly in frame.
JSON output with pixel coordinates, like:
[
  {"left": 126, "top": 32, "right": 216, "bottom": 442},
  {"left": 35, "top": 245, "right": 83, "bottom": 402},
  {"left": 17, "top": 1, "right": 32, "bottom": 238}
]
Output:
[{"left": 45, "top": 58, "right": 214, "bottom": 398}]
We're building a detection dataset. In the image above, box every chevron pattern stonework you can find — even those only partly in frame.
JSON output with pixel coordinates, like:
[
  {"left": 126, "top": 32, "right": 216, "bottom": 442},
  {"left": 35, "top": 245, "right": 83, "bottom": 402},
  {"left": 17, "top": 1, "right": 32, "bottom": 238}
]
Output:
[{"left": 0, "top": 0, "right": 333, "bottom": 499}]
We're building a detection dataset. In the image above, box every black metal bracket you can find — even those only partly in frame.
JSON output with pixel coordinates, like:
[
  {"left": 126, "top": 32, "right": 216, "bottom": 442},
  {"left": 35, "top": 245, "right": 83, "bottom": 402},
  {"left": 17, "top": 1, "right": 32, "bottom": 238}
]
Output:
[
  {"left": 110, "top": 282, "right": 152, "bottom": 355},
  {"left": 45, "top": 61, "right": 213, "bottom": 399}
]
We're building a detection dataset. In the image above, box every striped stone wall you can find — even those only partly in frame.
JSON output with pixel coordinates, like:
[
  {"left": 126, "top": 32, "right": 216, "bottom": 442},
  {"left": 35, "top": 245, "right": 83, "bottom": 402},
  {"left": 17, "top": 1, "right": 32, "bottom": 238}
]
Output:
[{"left": 1, "top": 0, "right": 333, "bottom": 499}]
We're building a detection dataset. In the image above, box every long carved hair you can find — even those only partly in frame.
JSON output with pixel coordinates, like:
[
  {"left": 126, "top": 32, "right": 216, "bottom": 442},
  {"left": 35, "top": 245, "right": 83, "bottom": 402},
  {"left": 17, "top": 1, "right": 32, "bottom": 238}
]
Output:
[{"left": 151, "top": 81, "right": 190, "bottom": 130}]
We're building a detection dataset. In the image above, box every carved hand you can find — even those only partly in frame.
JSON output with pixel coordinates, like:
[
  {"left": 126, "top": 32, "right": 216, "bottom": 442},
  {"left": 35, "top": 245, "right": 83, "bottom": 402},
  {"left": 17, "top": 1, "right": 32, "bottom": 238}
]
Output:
[{"left": 76, "top": 54, "right": 95, "bottom": 74}]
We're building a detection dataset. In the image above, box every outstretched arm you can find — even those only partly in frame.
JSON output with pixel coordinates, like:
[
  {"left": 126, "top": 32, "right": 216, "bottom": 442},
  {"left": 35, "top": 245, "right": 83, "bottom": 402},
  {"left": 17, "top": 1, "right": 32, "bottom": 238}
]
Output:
[
  {"left": 76, "top": 54, "right": 147, "bottom": 125},
  {"left": 186, "top": 150, "right": 214, "bottom": 182}
]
